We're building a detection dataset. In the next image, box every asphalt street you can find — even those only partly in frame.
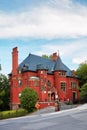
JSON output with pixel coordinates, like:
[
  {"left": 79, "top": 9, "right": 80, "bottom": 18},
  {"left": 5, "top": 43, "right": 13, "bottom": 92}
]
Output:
[{"left": 0, "top": 104, "right": 87, "bottom": 130}]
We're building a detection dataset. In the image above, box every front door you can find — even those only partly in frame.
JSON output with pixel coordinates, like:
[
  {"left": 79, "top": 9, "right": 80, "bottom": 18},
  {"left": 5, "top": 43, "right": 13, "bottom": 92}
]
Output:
[
  {"left": 51, "top": 93, "right": 55, "bottom": 101},
  {"left": 72, "top": 92, "right": 76, "bottom": 103}
]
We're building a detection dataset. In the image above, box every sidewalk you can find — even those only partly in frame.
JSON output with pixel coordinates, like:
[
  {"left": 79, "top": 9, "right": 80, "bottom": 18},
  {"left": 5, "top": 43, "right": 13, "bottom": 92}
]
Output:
[
  {"left": 32, "top": 103, "right": 79, "bottom": 115},
  {"left": 32, "top": 106, "right": 55, "bottom": 115},
  {"left": 60, "top": 102, "right": 79, "bottom": 110}
]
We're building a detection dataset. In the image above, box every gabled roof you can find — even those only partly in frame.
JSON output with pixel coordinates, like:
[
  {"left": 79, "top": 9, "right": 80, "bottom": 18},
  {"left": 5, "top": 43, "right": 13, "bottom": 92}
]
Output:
[{"left": 18, "top": 53, "right": 72, "bottom": 77}]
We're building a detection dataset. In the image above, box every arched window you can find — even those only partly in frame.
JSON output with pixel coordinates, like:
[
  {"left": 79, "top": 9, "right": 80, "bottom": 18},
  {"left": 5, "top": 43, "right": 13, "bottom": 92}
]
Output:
[{"left": 29, "top": 76, "right": 39, "bottom": 87}]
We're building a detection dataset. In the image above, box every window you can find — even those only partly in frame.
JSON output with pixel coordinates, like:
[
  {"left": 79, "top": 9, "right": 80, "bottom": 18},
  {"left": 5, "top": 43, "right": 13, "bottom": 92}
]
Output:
[
  {"left": 44, "top": 71, "right": 47, "bottom": 74},
  {"left": 47, "top": 80, "right": 51, "bottom": 88},
  {"left": 71, "top": 82, "right": 77, "bottom": 89},
  {"left": 41, "top": 70, "right": 47, "bottom": 74},
  {"left": 29, "top": 76, "right": 39, "bottom": 87},
  {"left": 41, "top": 78, "right": 44, "bottom": 85},
  {"left": 18, "top": 79, "right": 22, "bottom": 86},
  {"left": 59, "top": 72, "right": 66, "bottom": 76},
  {"left": 18, "top": 93, "right": 21, "bottom": 98},
  {"left": 34, "top": 80, "right": 39, "bottom": 86},
  {"left": 60, "top": 82, "right": 66, "bottom": 92},
  {"left": 41, "top": 71, "right": 43, "bottom": 74},
  {"left": 18, "top": 70, "right": 21, "bottom": 74}
]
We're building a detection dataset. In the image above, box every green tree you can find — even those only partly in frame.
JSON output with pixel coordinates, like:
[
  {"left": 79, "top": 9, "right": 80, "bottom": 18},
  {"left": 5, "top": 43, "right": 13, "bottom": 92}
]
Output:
[
  {"left": 42, "top": 54, "right": 52, "bottom": 59},
  {"left": 0, "top": 74, "right": 10, "bottom": 111},
  {"left": 80, "top": 83, "right": 87, "bottom": 102},
  {"left": 76, "top": 62, "right": 87, "bottom": 86},
  {"left": 20, "top": 88, "right": 38, "bottom": 112},
  {"left": 0, "top": 64, "right": 1, "bottom": 71}
]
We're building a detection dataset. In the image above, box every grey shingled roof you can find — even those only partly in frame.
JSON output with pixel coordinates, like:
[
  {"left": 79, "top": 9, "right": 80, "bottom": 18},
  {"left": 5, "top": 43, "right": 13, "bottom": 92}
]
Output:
[
  {"left": 18, "top": 53, "right": 72, "bottom": 76},
  {"left": 54, "top": 56, "right": 66, "bottom": 71}
]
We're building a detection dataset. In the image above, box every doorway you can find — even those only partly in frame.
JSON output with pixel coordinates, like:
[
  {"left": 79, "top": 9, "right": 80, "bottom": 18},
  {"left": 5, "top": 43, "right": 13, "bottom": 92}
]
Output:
[
  {"left": 51, "top": 92, "right": 55, "bottom": 101},
  {"left": 72, "top": 92, "right": 76, "bottom": 103}
]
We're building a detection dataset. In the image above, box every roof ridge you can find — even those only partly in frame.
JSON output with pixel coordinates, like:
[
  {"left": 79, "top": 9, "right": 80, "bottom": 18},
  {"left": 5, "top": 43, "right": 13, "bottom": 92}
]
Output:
[{"left": 29, "top": 53, "right": 52, "bottom": 61}]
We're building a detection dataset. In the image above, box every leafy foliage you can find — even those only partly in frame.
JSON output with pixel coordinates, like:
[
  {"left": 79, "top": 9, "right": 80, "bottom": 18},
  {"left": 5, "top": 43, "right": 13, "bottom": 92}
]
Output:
[
  {"left": 0, "top": 109, "right": 28, "bottom": 119},
  {"left": 20, "top": 88, "right": 38, "bottom": 112},
  {"left": 0, "top": 74, "right": 10, "bottom": 111},
  {"left": 76, "top": 63, "right": 87, "bottom": 86},
  {"left": 42, "top": 54, "right": 52, "bottom": 59},
  {"left": 80, "top": 83, "right": 87, "bottom": 102}
]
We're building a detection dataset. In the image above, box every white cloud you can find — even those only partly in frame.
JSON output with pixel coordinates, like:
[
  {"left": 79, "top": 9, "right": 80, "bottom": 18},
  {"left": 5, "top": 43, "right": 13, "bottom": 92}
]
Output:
[
  {"left": 72, "top": 57, "right": 87, "bottom": 64},
  {"left": 39, "top": 41, "right": 86, "bottom": 55},
  {"left": 35, "top": 39, "right": 87, "bottom": 67},
  {"left": 0, "top": 0, "right": 87, "bottom": 39}
]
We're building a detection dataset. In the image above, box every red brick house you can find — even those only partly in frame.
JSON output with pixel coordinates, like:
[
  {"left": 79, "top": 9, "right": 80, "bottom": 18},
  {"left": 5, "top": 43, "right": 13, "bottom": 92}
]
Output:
[{"left": 9, "top": 47, "right": 80, "bottom": 109}]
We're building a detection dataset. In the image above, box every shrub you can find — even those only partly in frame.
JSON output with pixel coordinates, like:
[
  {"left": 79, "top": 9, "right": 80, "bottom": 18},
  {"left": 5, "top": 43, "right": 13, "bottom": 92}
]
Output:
[
  {"left": 20, "top": 88, "right": 38, "bottom": 112},
  {"left": 80, "top": 83, "right": 87, "bottom": 103},
  {"left": 0, "top": 109, "right": 28, "bottom": 120}
]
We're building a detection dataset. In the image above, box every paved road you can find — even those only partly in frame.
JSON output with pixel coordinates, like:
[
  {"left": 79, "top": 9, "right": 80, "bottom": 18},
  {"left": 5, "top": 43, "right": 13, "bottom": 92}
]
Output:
[{"left": 0, "top": 104, "right": 87, "bottom": 130}]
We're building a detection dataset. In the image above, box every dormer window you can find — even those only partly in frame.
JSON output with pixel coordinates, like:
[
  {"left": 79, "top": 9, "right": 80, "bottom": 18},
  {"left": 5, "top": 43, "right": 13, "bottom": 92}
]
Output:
[
  {"left": 23, "top": 64, "right": 28, "bottom": 71},
  {"left": 59, "top": 71, "right": 66, "bottom": 76},
  {"left": 41, "top": 71, "right": 43, "bottom": 74}
]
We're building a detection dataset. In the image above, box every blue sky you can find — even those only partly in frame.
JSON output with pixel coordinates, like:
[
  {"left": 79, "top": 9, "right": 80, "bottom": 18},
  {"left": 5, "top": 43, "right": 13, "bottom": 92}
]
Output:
[{"left": 0, "top": 0, "right": 87, "bottom": 75}]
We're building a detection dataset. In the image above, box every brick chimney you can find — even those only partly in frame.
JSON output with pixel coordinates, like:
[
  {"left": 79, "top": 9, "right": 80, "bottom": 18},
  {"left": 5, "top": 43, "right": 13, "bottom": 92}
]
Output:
[
  {"left": 52, "top": 52, "right": 58, "bottom": 61},
  {"left": 12, "top": 47, "right": 18, "bottom": 75}
]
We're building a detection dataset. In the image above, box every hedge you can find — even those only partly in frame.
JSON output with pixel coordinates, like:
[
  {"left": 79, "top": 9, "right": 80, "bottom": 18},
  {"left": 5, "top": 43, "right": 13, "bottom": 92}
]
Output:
[{"left": 0, "top": 109, "right": 28, "bottom": 120}]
